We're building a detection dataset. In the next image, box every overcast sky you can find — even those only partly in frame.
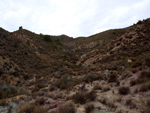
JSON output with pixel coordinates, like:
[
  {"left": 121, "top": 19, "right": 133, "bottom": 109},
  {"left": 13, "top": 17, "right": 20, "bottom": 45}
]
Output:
[{"left": 0, "top": 0, "right": 150, "bottom": 38}]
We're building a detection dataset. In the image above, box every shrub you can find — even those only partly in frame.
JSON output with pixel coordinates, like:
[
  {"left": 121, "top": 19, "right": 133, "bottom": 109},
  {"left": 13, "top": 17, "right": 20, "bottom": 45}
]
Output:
[
  {"left": 54, "top": 39, "right": 63, "bottom": 46},
  {"left": 139, "top": 82, "right": 150, "bottom": 92},
  {"left": 119, "top": 87, "right": 130, "bottom": 95},
  {"left": 72, "top": 90, "right": 96, "bottom": 104},
  {"left": 86, "top": 90, "right": 96, "bottom": 101},
  {"left": 130, "top": 79, "right": 138, "bottom": 86},
  {"left": 83, "top": 74, "right": 98, "bottom": 83},
  {"left": 42, "top": 35, "right": 52, "bottom": 42},
  {"left": 93, "top": 84, "right": 102, "bottom": 90},
  {"left": 140, "top": 71, "right": 150, "bottom": 79},
  {"left": 137, "top": 20, "right": 142, "bottom": 24},
  {"left": 72, "top": 91, "right": 86, "bottom": 104},
  {"left": 85, "top": 104, "right": 94, "bottom": 113},
  {"left": 125, "top": 99, "right": 132, "bottom": 106},
  {"left": 130, "top": 71, "right": 150, "bottom": 86},
  {"left": 56, "top": 102, "right": 76, "bottom": 113},
  {"left": 0, "top": 69, "right": 3, "bottom": 76},
  {"left": 145, "top": 58, "right": 150, "bottom": 67},
  {"left": 108, "top": 74, "right": 117, "bottom": 83},
  {"left": 0, "top": 84, "right": 18, "bottom": 99}
]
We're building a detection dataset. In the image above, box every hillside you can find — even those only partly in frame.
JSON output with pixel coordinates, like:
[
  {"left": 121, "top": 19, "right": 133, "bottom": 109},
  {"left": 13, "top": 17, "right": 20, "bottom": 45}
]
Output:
[{"left": 0, "top": 18, "right": 150, "bottom": 113}]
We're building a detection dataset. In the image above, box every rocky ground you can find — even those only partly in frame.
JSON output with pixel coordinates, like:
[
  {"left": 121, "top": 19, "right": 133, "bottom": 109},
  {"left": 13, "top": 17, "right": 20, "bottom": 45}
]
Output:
[{"left": 0, "top": 18, "right": 150, "bottom": 113}]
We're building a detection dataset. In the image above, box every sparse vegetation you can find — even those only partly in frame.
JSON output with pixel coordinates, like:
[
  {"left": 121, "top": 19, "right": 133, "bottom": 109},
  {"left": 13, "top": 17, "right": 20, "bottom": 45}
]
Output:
[{"left": 0, "top": 17, "right": 150, "bottom": 113}]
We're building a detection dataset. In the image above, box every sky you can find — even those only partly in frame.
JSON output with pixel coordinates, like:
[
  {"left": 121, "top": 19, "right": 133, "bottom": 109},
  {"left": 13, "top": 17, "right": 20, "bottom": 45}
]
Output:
[{"left": 0, "top": 0, "right": 150, "bottom": 38}]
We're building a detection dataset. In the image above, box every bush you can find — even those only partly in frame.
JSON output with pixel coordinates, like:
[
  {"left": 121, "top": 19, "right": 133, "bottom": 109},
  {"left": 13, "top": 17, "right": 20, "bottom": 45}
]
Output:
[
  {"left": 72, "top": 91, "right": 86, "bottom": 104},
  {"left": 72, "top": 90, "right": 96, "bottom": 104},
  {"left": 119, "top": 87, "right": 130, "bottom": 95},
  {"left": 56, "top": 102, "right": 76, "bottom": 113},
  {"left": 108, "top": 74, "right": 117, "bottom": 83},
  {"left": 85, "top": 104, "right": 94, "bottom": 113},
  {"left": 42, "top": 35, "right": 52, "bottom": 42},
  {"left": 0, "top": 84, "right": 18, "bottom": 99},
  {"left": 54, "top": 39, "right": 63, "bottom": 46},
  {"left": 130, "top": 71, "right": 150, "bottom": 86},
  {"left": 139, "top": 82, "right": 150, "bottom": 92},
  {"left": 83, "top": 74, "right": 98, "bottom": 83}
]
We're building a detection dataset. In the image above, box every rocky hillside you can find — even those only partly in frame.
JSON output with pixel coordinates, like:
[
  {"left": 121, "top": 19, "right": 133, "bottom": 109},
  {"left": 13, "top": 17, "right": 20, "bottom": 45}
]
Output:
[{"left": 0, "top": 18, "right": 150, "bottom": 113}]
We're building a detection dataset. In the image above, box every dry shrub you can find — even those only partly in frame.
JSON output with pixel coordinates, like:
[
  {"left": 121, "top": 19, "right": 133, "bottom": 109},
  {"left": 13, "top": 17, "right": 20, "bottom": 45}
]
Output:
[
  {"left": 35, "top": 98, "right": 45, "bottom": 105},
  {"left": 83, "top": 74, "right": 98, "bottom": 83},
  {"left": 130, "top": 71, "right": 150, "bottom": 86},
  {"left": 86, "top": 90, "right": 96, "bottom": 101},
  {"left": 125, "top": 99, "right": 132, "bottom": 106},
  {"left": 145, "top": 58, "right": 150, "bottom": 67},
  {"left": 49, "top": 85, "right": 56, "bottom": 91},
  {"left": 17, "top": 103, "right": 47, "bottom": 113},
  {"left": 85, "top": 104, "right": 94, "bottom": 113},
  {"left": 72, "top": 90, "right": 96, "bottom": 104},
  {"left": 140, "top": 71, "right": 150, "bottom": 79},
  {"left": 72, "top": 91, "right": 86, "bottom": 104},
  {"left": 119, "top": 87, "right": 130, "bottom": 95},
  {"left": 56, "top": 102, "right": 76, "bottom": 113},
  {"left": 139, "top": 82, "right": 150, "bottom": 92},
  {"left": 125, "top": 99, "right": 136, "bottom": 108},
  {"left": 92, "top": 83, "right": 102, "bottom": 90},
  {"left": 108, "top": 74, "right": 117, "bottom": 83},
  {"left": 130, "top": 79, "right": 137, "bottom": 86}
]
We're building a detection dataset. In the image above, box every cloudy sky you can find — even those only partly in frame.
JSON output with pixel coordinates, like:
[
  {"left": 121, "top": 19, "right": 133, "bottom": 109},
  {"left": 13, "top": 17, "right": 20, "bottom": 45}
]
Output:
[{"left": 0, "top": 0, "right": 150, "bottom": 38}]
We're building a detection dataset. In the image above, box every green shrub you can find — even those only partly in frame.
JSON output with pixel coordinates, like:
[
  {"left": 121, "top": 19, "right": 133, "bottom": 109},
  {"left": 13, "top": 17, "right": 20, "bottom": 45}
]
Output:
[
  {"left": 44, "top": 35, "right": 52, "bottom": 42},
  {"left": 40, "top": 34, "right": 52, "bottom": 42},
  {"left": 54, "top": 39, "right": 63, "bottom": 46}
]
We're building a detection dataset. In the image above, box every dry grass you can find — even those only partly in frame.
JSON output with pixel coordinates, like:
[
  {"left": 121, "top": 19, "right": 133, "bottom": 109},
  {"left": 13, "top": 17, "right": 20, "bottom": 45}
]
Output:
[{"left": 119, "top": 87, "right": 130, "bottom": 95}]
